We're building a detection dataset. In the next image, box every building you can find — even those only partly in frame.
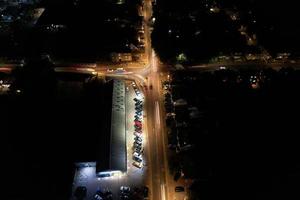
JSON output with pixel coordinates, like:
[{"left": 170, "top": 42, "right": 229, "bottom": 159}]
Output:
[
  {"left": 96, "top": 79, "right": 127, "bottom": 176},
  {"left": 111, "top": 52, "right": 133, "bottom": 62}
]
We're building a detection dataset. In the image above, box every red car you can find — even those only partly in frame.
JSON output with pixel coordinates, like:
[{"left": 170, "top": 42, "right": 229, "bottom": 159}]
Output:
[{"left": 135, "top": 121, "right": 142, "bottom": 126}]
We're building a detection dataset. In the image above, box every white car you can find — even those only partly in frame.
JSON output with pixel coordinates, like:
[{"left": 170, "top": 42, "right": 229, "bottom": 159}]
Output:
[
  {"left": 133, "top": 151, "right": 142, "bottom": 157},
  {"left": 94, "top": 194, "right": 103, "bottom": 200},
  {"left": 115, "top": 68, "right": 126, "bottom": 73},
  {"left": 134, "top": 132, "right": 142, "bottom": 137},
  {"left": 133, "top": 161, "right": 143, "bottom": 168}
]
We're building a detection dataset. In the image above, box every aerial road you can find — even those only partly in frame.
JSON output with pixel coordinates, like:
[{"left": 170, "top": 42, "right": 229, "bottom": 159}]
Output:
[{"left": 144, "top": 51, "right": 169, "bottom": 200}]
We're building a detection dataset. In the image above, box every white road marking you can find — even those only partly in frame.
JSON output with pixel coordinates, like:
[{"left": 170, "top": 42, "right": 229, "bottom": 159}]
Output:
[
  {"left": 161, "top": 183, "right": 166, "bottom": 200},
  {"left": 155, "top": 101, "right": 161, "bottom": 127}
]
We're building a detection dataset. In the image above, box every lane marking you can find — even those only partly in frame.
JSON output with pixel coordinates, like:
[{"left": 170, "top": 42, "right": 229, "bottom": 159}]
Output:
[
  {"left": 161, "top": 183, "right": 166, "bottom": 200},
  {"left": 155, "top": 101, "right": 161, "bottom": 127}
]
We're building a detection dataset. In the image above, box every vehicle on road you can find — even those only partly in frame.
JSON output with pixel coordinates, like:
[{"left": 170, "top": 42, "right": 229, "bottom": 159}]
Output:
[
  {"left": 115, "top": 68, "right": 126, "bottom": 73},
  {"left": 175, "top": 186, "right": 185, "bottom": 192}
]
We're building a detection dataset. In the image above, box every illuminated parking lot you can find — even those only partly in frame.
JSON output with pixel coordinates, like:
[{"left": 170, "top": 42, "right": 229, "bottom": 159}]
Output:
[{"left": 70, "top": 80, "right": 148, "bottom": 200}]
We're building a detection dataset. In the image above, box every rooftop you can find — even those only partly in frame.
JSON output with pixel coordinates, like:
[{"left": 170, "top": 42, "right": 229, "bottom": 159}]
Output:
[{"left": 96, "top": 79, "right": 127, "bottom": 173}]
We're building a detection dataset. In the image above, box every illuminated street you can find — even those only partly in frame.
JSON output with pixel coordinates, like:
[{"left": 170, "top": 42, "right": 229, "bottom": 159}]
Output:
[
  {"left": 3, "top": 1, "right": 300, "bottom": 200},
  {"left": 143, "top": 52, "right": 169, "bottom": 200}
]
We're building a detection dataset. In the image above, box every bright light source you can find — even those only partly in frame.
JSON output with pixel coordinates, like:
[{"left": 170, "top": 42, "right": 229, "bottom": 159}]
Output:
[{"left": 176, "top": 53, "right": 187, "bottom": 62}]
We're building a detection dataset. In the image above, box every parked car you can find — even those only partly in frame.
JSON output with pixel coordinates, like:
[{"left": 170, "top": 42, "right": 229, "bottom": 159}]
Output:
[
  {"left": 134, "top": 143, "right": 142, "bottom": 149},
  {"left": 135, "top": 129, "right": 142, "bottom": 133},
  {"left": 134, "top": 140, "right": 142, "bottom": 145},
  {"left": 134, "top": 136, "right": 142, "bottom": 142},
  {"left": 135, "top": 116, "right": 142, "bottom": 120},
  {"left": 94, "top": 194, "right": 103, "bottom": 200},
  {"left": 135, "top": 121, "right": 142, "bottom": 126},
  {"left": 134, "top": 132, "right": 142, "bottom": 137},
  {"left": 135, "top": 123, "right": 142, "bottom": 128},
  {"left": 135, "top": 126, "right": 142, "bottom": 131},
  {"left": 120, "top": 186, "right": 131, "bottom": 200},
  {"left": 74, "top": 186, "right": 87, "bottom": 199},
  {"left": 135, "top": 114, "right": 142, "bottom": 118},
  {"left": 95, "top": 188, "right": 104, "bottom": 197},
  {"left": 134, "top": 146, "right": 143, "bottom": 152},
  {"left": 133, "top": 154, "right": 142, "bottom": 160},
  {"left": 134, "top": 119, "right": 142, "bottom": 123},
  {"left": 133, "top": 156, "right": 143, "bottom": 162},
  {"left": 120, "top": 186, "right": 131, "bottom": 194},
  {"left": 133, "top": 151, "right": 142, "bottom": 157},
  {"left": 104, "top": 190, "right": 113, "bottom": 200},
  {"left": 135, "top": 102, "right": 143, "bottom": 106},
  {"left": 143, "top": 186, "right": 149, "bottom": 198},
  {"left": 133, "top": 161, "right": 143, "bottom": 168},
  {"left": 136, "top": 111, "right": 142, "bottom": 115}
]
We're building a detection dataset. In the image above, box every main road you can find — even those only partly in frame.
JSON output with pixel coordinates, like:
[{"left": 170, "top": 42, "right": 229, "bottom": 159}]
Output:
[
  {"left": 141, "top": 0, "right": 171, "bottom": 200},
  {"left": 143, "top": 51, "right": 170, "bottom": 200}
]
